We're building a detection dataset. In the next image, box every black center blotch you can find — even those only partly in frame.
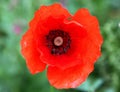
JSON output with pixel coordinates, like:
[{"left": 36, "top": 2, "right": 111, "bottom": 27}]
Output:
[{"left": 46, "top": 30, "right": 71, "bottom": 55}]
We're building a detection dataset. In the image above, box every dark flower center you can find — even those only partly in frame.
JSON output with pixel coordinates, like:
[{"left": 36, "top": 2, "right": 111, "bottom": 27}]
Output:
[{"left": 46, "top": 30, "right": 71, "bottom": 55}]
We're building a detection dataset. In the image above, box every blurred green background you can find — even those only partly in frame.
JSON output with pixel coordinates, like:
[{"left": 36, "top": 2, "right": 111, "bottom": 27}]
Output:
[{"left": 0, "top": 0, "right": 120, "bottom": 92}]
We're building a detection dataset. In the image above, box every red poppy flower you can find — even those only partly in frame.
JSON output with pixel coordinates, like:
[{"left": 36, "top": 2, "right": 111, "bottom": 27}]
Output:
[{"left": 20, "top": 3, "right": 103, "bottom": 89}]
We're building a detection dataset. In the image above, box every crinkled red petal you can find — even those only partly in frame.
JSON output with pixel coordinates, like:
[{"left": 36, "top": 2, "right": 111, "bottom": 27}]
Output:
[
  {"left": 21, "top": 30, "right": 46, "bottom": 74},
  {"left": 29, "top": 3, "right": 71, "bottom": 28},
  {"left": 47, "top": 63, "right": 94, "bottom": 89},
  {"left": 73, "top": 8, "right": 103, "bottom": 63}
]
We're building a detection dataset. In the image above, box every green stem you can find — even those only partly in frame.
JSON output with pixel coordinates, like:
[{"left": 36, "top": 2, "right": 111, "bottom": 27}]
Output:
[{"left": 50, "top": 86, "right": 54, "bottom": 92}]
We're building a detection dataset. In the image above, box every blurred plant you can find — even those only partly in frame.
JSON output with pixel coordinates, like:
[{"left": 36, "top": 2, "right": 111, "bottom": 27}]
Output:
[{"left": 0, "top": 0, "right": 120, "bottom": 92}]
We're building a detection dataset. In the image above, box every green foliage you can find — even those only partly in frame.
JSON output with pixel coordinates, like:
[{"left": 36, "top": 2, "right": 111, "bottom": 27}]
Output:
[{"left": 0, "top": 0, "right": 120, "bottom": 92}]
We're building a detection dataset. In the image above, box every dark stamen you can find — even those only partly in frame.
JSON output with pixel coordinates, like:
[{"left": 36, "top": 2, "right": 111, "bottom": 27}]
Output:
[{"left": 46, "top": 30, "right": 71, "bottom": 55}]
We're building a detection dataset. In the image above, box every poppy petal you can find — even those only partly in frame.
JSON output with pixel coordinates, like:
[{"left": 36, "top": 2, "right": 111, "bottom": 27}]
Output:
[
  {"left": 29, "top": 3, "right": 71, "bottom": 28},
  {"left": 73, "top": 8, "right": 103, "bottom": 45},
  {"left": 47, "top": 63, "right": 94, "bottom": 89},
  {"left": 21, "top": 30, "right": 46, "bottom": 74},
  {"left": 73, "top": 8, "right": 103, "bottom": 63}
]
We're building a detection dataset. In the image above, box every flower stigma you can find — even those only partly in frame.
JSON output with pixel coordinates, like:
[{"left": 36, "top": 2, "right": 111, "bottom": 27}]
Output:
[{"left": 54, "top": 36, "right": 63, "bottom": 46}]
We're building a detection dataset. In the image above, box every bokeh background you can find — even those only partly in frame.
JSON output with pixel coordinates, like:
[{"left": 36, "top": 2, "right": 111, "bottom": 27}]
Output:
[{"left": 0, "top": 0, "right": 120, "bottom": 92}]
